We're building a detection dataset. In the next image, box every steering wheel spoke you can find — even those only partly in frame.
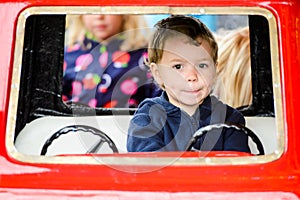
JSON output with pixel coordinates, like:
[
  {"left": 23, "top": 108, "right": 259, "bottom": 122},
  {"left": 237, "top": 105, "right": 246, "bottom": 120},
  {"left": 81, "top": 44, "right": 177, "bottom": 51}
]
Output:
[{"left": 86, "top": 138, "right": 106, "bottom": 154}]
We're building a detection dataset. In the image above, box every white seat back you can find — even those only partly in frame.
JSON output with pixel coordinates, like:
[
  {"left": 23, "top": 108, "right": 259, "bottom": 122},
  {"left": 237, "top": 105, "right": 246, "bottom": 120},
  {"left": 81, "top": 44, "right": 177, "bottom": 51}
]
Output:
[
  {"left": 15, "top": 116, "right": 277, "bottom": 155},
  {"left": 245, "top": 117, "right": 277, "bottom": 155},
  {"left": 15, "top": 116, "right": 130, "bottom": 155}
]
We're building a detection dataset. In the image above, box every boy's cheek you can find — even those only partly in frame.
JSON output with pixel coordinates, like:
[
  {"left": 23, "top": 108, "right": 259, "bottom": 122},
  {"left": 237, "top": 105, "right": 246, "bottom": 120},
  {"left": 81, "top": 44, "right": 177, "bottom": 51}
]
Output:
[
  {"left": 159, "top": 66, "right": 181, "bottom": 78},
  {"left": 163, "top": 71, "right": 186, "bottom": 84}
]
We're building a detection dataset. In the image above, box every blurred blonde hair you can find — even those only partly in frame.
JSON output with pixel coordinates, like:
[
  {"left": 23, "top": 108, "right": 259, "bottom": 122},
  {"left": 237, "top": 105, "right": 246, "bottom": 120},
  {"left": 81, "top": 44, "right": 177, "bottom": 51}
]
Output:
[
  {"left": 213, "top": 27, "right": 252, "bottom": 108},
  {"left": 65, "top": 14, "right": 150, "bottom": 51}
]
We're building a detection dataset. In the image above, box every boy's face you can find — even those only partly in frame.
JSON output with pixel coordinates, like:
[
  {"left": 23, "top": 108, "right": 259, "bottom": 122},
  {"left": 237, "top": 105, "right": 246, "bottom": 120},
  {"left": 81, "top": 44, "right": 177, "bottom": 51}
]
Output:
[{"left": 150, "top": 36, "right": 216, "bottom": 113}]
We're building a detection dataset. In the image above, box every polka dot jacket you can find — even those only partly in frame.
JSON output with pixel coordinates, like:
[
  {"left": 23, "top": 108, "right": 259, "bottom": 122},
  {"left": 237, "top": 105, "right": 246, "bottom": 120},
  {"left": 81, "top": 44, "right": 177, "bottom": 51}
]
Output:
[{"left": 63, "top": 36, "right": 160, "bottom": 108}]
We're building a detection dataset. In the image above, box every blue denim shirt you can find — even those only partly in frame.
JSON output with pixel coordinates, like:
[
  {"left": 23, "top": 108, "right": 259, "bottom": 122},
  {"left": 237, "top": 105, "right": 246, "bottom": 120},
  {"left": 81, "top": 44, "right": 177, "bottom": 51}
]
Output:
[{"left": 127, "top": 92, "right": 250, "bottom": 153}]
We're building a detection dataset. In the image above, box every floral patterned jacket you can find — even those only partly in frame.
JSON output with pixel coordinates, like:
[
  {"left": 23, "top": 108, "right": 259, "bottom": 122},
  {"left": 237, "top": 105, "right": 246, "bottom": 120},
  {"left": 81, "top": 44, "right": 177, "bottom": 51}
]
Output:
[{"left": 63, "top": 36, "right": 160, "bottom": 108}]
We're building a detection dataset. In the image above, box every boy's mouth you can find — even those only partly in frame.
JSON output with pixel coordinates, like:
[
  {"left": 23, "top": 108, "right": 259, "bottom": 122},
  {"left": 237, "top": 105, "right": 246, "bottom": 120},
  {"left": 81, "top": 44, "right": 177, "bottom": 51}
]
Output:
[{"left": 184, "top": 89, "right": 201, "bottom": 95}]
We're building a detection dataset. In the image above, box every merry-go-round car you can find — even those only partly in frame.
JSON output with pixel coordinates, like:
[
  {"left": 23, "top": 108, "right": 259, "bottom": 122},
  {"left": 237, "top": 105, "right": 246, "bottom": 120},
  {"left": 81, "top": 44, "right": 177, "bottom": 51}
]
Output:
[{"left": 0, "top": 0, "right": 300, "bottom": 199}]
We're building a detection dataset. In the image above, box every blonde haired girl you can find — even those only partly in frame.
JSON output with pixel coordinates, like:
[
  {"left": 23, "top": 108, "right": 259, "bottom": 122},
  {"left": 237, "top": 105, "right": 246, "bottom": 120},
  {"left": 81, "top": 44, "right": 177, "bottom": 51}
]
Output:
[
  {"left": 213, "top": 27, "right": 252, "bottom": 108},
  {"left": 63, "top": 15, "right": 158, "bottom": 108},
  {"left": 65, "top": 14, "right": 150, "bottom": 51}
]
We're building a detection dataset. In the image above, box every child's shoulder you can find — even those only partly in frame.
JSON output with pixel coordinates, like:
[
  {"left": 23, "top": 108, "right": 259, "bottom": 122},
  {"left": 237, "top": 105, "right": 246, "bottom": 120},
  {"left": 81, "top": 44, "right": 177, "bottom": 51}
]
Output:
[
  {"left": 209, "top": 95, "right": 245, "bottom": 120},
  {"left": 210, "top": 95, "right": 234, "bottom": 109},
  {"left": 137, "top": 96, "right": 164, "bottom": 109}
]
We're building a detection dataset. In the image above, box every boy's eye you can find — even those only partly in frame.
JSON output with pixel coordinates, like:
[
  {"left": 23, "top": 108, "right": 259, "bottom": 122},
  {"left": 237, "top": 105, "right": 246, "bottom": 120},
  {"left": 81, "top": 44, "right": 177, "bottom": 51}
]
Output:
[
  {"left": 198, "top": 63, "right": 208, "bottom": 68},
  {"left": 172, "top": 64, "right": 183, "bottom": 70}
]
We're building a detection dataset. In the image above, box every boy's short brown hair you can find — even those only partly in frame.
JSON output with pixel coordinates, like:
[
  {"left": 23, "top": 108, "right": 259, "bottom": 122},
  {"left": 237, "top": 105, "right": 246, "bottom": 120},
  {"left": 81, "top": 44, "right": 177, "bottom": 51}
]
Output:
[{"left": 147, "top": 15, "right": 218, "bottom": 65}]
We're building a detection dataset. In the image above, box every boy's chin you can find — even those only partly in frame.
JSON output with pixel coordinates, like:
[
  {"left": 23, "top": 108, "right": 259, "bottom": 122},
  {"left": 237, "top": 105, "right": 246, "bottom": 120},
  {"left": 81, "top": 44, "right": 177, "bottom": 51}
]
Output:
[{"left": 177, "top": 99, "right": 204, "bottom": 107}]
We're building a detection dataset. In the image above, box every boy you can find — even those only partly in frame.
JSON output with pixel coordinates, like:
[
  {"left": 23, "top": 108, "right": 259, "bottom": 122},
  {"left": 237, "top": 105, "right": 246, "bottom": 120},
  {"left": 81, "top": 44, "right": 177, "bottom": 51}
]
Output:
[{"left": 127, "top": 15, "right": 250, "bottom": 153}]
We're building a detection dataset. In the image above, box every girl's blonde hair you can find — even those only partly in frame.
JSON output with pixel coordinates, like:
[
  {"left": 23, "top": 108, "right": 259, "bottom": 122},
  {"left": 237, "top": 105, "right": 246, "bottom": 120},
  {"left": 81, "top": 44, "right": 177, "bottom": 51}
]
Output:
[
  {"left": 213, "top": 27, "right": 252, "bottom": 108},
  {"left": 65, "top": 14, "right": 150, "bottom": 51}
]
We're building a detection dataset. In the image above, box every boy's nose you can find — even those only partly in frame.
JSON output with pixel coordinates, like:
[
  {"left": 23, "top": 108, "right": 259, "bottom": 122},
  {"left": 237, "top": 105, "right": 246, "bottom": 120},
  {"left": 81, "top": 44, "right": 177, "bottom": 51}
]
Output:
[{"left": 186, "top": 67, "right": 198, "bottom": 82}]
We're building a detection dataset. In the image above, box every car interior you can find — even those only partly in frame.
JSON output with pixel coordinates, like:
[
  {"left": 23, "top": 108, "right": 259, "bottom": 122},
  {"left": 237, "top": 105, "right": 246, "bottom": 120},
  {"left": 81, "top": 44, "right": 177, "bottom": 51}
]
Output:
[{"left": 6, "top": 7, "right": 284, "bottom": 165}]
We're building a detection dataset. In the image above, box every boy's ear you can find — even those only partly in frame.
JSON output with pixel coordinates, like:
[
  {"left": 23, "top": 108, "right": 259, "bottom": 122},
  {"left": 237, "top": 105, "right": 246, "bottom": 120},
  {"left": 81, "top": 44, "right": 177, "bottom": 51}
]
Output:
[{"left": 149, "top": 62, "right": 163, "bottom": 85}]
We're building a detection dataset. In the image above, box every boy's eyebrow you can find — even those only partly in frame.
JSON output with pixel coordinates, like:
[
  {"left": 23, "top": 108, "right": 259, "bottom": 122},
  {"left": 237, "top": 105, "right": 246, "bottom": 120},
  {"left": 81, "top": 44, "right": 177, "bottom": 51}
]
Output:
[
  {"left": 197, "top": 57, "right": 213, "bottom": 62},
  {"left": 167, "top": 57, "right": 212, "bottom": 64},
  {"left": 168, "top": 57, "right": 185, "bottom": 63}
]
